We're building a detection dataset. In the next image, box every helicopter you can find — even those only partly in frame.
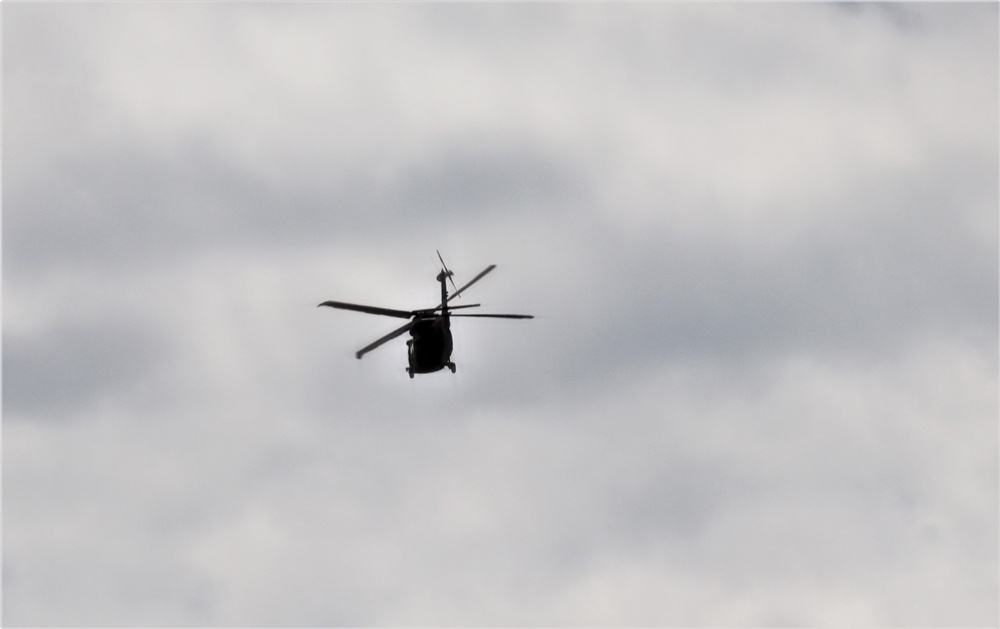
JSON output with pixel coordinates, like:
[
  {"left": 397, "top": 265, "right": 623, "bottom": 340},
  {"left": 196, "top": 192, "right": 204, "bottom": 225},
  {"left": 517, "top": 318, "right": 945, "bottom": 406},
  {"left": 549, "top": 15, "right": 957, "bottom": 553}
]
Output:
[{"left": 318, "top": 252, "right": 533, "bottom": 378}]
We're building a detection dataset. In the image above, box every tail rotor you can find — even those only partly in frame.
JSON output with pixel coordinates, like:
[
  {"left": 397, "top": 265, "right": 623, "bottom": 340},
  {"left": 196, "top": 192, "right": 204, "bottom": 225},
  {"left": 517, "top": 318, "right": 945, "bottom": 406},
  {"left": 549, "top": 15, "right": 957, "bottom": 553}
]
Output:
[{"left": 436, "top": 250, "right": 460, "bottom": 296}]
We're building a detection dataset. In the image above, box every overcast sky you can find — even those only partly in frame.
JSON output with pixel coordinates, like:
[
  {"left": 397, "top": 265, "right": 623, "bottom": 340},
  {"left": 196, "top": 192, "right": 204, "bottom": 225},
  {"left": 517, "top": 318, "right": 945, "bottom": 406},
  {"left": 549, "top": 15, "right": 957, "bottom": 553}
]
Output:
[{"left": 3, "top": 3, "right": 997, "bottom": 626}]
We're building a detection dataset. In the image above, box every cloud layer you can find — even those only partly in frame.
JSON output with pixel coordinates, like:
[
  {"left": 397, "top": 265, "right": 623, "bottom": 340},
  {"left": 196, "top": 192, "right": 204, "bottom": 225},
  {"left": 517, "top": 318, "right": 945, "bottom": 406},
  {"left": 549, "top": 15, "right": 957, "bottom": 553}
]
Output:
[{"left": 4, "top": 3, "right": 997, "bottom": 626}]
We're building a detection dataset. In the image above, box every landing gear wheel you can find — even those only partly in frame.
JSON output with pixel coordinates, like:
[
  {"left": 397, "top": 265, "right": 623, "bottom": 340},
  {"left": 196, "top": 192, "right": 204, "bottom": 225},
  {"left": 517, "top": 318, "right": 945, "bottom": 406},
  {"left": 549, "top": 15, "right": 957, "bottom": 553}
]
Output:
[
  {"left": 447, "top": 362, "right": 456, "bottom": 373},
  {"left": 407, "top": 368, "right": 414, "bottom": 379}
]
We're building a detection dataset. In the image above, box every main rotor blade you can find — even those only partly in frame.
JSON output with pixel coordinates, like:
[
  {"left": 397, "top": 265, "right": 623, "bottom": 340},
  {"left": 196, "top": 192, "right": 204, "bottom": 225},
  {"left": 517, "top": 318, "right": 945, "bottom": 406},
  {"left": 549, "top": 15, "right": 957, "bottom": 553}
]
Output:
[
  {"left": 318, "top": 300, "right": 414, "bottom": 319},
  {"left": 448, "top": 264, "right": 496, "bottom": 302},
  {"left": 450, "top": 313, "right": 534, "bottom": 319},
  {"left": 415, "top": 303, "right": 481, "bottom": 315},
  {"left": 355, "top": 321, "right": 414, "bottom": 359}
]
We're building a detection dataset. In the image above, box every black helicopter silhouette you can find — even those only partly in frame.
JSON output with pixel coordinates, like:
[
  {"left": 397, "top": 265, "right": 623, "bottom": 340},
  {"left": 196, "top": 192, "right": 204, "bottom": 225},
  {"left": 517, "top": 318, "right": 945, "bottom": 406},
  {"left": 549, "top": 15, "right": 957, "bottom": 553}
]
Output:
[{"left": 319, "top": 252, "right": 533, "bottom": 378}]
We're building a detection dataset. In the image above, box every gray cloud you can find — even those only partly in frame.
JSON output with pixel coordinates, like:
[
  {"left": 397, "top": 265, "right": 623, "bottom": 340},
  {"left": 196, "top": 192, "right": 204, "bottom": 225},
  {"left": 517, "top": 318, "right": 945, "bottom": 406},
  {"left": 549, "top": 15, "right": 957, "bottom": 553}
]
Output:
[
  {"left": 5, "top": 118, "right": 586, "bottom": 280},
  {"left": 3, "top": 317, "right": 168, "bottom": 418},
  {"left": 4, "top": 3, "right": 996, "bottom": 626}
]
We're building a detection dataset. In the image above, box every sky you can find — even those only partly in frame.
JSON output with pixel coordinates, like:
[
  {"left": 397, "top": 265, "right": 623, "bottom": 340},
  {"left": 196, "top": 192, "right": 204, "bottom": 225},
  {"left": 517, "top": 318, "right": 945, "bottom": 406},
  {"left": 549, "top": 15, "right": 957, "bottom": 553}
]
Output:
[{"left": 3, "top": 3, "right": 998, "bottom": 626}]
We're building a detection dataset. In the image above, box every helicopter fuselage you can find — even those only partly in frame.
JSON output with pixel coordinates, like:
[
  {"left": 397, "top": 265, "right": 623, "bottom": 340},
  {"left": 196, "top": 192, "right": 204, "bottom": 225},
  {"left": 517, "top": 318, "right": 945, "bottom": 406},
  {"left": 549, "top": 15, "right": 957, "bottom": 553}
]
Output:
[{"left": 406, "top": 316, "right": 455, "bottom": 377}]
